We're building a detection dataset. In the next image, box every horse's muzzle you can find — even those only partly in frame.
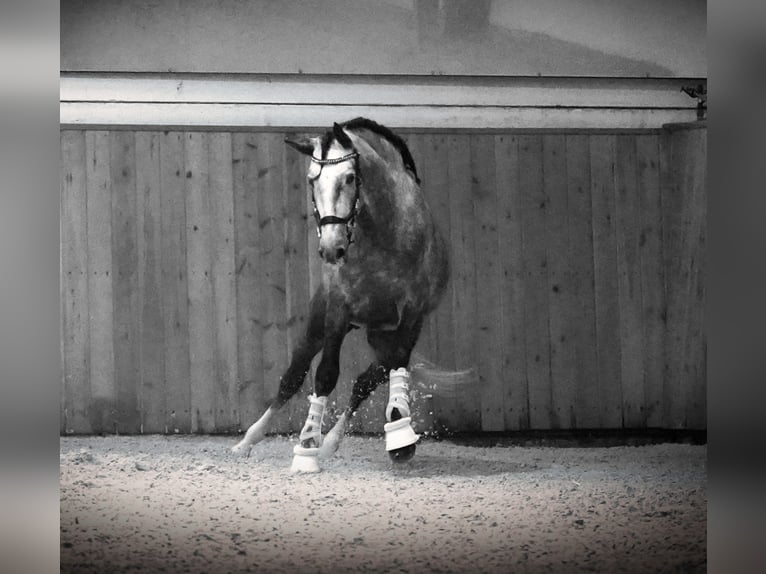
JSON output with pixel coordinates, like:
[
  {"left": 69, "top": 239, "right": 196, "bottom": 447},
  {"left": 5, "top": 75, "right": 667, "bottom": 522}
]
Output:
[
  {"left": 318, "top": 244, "right": 347, "bottom": 264},
  {"left": 317, "top": 223, "right": 350, "bottom": 264}
]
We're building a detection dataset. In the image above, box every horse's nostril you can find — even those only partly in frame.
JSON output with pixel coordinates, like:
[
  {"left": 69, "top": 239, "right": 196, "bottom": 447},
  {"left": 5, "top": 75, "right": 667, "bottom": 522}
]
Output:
[{"left": 336, "top": 247, "right": 346, "bottom": 260}]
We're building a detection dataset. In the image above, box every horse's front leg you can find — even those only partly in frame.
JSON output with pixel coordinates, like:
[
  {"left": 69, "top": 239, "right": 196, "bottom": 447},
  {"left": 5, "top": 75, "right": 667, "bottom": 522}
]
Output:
[
  {"left": 290, "top": 294, "right": 349, "bottom": 473},
  {"left": 231, "top": 289, "right": 326, "bottom": 457}
]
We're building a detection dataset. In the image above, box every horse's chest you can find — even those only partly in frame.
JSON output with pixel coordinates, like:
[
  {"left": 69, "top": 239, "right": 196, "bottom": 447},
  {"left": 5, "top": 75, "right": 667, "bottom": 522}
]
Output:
[{"left": 338, "top": 267, "right": 409, "bottom": 329}]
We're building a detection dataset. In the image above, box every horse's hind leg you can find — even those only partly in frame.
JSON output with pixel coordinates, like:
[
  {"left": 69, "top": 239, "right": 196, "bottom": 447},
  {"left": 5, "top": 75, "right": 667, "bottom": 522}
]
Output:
[{"left": 232, "top": 290, "right": 325, "bottom": 457}]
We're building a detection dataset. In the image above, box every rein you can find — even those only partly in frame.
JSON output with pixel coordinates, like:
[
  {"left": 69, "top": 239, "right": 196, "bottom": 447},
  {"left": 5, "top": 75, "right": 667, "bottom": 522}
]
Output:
[{"left": 310, "top": 151, "right": 362, "bottom": 243}]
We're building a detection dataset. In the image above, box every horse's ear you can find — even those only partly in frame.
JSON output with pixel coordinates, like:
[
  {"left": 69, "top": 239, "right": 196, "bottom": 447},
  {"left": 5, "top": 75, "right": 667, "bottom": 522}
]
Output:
[
  {"left": 285, "top": 136, "right": 316, "bottom": 156},
  {"left": 333, "top": 123, "right": 353, "bottom": 148}
]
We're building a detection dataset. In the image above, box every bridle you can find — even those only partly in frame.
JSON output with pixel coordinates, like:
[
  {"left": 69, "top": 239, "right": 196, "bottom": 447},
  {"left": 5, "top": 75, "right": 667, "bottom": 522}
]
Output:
[{"left": 309, "top": 151, "right": 362, "bottom": 243}]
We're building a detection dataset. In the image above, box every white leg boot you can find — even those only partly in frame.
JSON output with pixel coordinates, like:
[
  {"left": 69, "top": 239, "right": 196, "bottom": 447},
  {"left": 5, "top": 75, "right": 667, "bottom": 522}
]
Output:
[
  {"left": 384, "top": 368, "right": 420, "bottom": 452},
  {"left": 290, "top": 394, "right": 326, "bottom": 473}
]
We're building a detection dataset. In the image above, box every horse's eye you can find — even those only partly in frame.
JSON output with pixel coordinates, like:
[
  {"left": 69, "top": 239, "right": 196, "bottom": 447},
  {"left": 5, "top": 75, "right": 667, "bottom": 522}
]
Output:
[{"left": 345, "top": 173, "right": 356, "bottom": 186}]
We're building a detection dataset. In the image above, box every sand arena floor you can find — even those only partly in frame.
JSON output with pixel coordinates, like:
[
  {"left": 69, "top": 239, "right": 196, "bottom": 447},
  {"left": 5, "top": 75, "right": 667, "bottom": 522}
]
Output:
[{"left": 60, "top": 434, "right": 706, "bottom": 573}]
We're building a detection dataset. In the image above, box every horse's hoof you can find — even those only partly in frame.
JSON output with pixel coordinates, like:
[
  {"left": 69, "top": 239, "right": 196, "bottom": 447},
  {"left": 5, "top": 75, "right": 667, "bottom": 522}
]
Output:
[
  {"left": 384, "top": 416, "right": 419, "bottom": 452},
  {"left": 290, "top": 445, "right": 321, "bottom": 473},
  {"left": 231, "top": 441, "right": 252, "bottom": 458},
  {"left": 388, "top": 443, "right": 416, "bottom": 463}
]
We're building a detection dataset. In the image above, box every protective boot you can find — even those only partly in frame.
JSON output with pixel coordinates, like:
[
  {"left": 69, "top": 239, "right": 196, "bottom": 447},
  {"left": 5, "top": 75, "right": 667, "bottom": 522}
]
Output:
[{"left": 290, "top": 394, "right": 326, "bottom": 473}]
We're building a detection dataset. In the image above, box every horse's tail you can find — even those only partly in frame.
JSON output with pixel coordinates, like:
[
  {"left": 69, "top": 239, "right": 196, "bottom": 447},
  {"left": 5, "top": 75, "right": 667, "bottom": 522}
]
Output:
[{"left": 409, "top": 351, "right": 478, "bottom": 400}]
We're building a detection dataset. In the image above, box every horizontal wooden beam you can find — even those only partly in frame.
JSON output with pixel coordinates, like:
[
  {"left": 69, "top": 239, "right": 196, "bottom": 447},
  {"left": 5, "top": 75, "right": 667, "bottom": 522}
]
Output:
[{"left": 60, "top": 74, "right": 703, "bottom": 129}]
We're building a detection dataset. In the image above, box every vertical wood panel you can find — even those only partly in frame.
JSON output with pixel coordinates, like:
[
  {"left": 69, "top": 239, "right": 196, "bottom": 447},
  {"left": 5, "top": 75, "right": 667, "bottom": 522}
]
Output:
[
  {"left": 85, "top": 131, "right": 116, "bottom": 433},
  {"left": 544, "top": 134, "right": 577, "bottom": 429},
  {"left": 135, "top": 131, "right": 165, "bottom": 433},
  {"left": 565, "top": 134, "right": 600, "bottom": 428},
  {"left": 209, "top": 133, "right": 239, "bottom": 432},
  {"left": 256, "top": 134, "right": 291, "bottom": 432},
  {"left": 495, "top": 134, "right": 528, "bottom": 431},
  {"left": 414, "top": 133, "right": 456, "bottom": 435},
  {"left": 590, "top": 135, "right": 623, "bottom": 428},
  {"left": 615, "top": 135, "right": 646, "bottom": 427},
  {"left": 685, "top": 128, "right": 707, "bottom": 429},
  {"left": 185, "top": 132, "right": 216, "bottom": 433},
  {"left": 519, "top": 135, "right": 552, "bottom": 429},
  {"left": 472, "top": 134, "right": 504, "bottom": 431},
  {"left": 61, "top": 131, "right": 90, "bottom": 434},
  {"left": 282, "top": 134, "right": 314, "bottom": 428},
  {"left": 447, "top": 134, "right": 481, "bottom": 432},
  {"left": 160, "top": 131, "right": 191, "bottom": 433},
  {"left": 636, "top": 134, "right": 665, "bottom": 428},
  {"left": 110, "top": 131, "right": 141, "bottom": 434},
  {"left": 233, "top": 133, "right": 266, "bottom": 430},
  {"left": 405, "top": 134, "right": 436, "bottom": 363},
  {"left": 661, "top": 127, "right": 707, "bottom": 429},
  {"left": 420, "top": 134, "right": 455, "bottom": 372}
]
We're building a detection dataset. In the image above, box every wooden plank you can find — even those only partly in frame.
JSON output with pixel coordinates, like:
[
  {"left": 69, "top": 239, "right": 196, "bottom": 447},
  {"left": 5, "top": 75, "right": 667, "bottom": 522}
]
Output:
[
  {"left": 61, "top": 101, "right": 698, "bottom": 131},
  {"left": 543, "top": 134, "right": 577, "bottom": 429},
  {"left": 160, "top": 131, "right": 191, "bottom": 434},
  {"left": 61, "top": 75, "right": 699, "bottom": 110},
  {"left": 684, "top": 127, "right": 707, "bottom": 429},
  {"left": 471, "top": 134, "right": 504, "bottom": 431},
  {"left": 412, "top": 133, "right": 456, "bottom": 435},
  {"left": 256, "top": 134, "right": 291, "bottom": 432},
  {"left": 518, "top": 134, "right": 553, "bottom": 429},
  {"left": 282, "top": 131, "right": 314, "bottom": 429},
  {"left": 420, "top": 133, "right": 455, "bottom": 371},
  {"left": 60, "top": 130, "right": 91, "bottom": 434},
  {"left": 184, "top": 132, "right": 216, "bottom": 433},
  {"left": 85, "top": 131, "right": 117, "bottom": 434},
  {"left": 494, "top": 134, "right": 527, "bottom": 431},
  {"left": 404, "top": 133, "right": 436, "bottom": 363},
  {"left": 635, "top": 134, "right": 666, "bottom": 428},
  {"left": 589, "top": 135, "right": 623, "bottom": 428},
  {"left": 565, "top": 134, "right": 600, "bottom": 429},
  {"left": 446, "top": 133, "right": 481, "bottom": 432},
  {"left": 110, "top": 131, "right": 142, "bottom": 434},
  {"left": 614, "top": 135, "right": 646, "bottom": 428},
  {"left": 233, "top": 132, "right": 266, "bottom": 431},
  {"left": 209, "top": 132, "right": 240, "bottom": 432},
  {"left": 661, "top": 127, "right": 707, "bottom": 429},
  {"left": 135, "top": 131, "right": 165, "bottom": 433},
  {"left": 659, "top": 129, "right": 686, "bottom": 428},
  {"left": 297, "top": 131, "right": 320, "bottom": 424}
]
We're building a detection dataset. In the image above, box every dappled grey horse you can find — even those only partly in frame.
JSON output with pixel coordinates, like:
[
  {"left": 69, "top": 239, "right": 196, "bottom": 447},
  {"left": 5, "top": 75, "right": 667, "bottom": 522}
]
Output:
[{"left": 232, "top": 118, "right": 449, "bottom": 472}]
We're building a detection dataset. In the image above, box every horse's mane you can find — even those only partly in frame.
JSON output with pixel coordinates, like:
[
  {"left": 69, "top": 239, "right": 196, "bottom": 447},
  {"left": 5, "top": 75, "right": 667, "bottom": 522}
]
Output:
[{"left": 321, "top": 117, "right": 420, "bottom": 184}]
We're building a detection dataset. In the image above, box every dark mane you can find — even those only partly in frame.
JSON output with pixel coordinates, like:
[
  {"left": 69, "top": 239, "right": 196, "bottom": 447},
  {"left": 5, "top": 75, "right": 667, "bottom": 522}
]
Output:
[{"left": 321, "top": 117, "right": 420, "bottom": 184}]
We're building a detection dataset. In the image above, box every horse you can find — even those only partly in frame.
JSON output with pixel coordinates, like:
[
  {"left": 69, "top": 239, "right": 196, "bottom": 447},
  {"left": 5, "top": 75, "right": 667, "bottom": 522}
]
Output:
[{"left": 232, "top": 118, "right": 450, "bottom": 472}]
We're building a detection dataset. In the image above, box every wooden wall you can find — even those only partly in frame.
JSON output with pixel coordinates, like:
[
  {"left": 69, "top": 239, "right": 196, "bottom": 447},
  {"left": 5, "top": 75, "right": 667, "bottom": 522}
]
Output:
[{"left": 60, "top": 125, "right": 706, "bottom": 435}]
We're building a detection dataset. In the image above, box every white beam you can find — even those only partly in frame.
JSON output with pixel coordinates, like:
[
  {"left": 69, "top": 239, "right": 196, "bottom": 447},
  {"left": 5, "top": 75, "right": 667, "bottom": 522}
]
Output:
[
  {"left": 60, "top": 101, "right": 698, "bottom": 130},
  {"left": 60, "top": 74, "right": 703, "bottom": 129}
]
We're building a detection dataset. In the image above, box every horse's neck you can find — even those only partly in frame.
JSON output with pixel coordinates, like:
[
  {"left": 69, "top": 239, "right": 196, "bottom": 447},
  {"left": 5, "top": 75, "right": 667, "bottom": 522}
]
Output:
[
  {"left": 350, "top": 132, "right": 425, "bottom": 253},
  {"left": 356, "top": 171, "right": 426, "bottom": 257}
]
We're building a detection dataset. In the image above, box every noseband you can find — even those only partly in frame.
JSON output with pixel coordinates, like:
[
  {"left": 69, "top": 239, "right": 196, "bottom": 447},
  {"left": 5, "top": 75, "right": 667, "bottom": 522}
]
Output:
[{"left": 310, "top": 151, "right": 361, "bottom": 243}]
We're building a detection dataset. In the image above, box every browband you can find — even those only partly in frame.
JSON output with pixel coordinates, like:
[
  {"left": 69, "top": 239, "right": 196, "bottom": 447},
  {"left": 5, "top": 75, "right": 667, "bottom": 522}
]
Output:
[{"left": 310, "top": 152, "right": 359, "bottom": 165}]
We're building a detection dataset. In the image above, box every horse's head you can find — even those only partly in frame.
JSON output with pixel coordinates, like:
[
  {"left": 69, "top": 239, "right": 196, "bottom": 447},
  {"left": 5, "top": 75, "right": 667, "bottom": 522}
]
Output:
[{"left": 286, "top": 123, "right": 361, "bottom": 265}]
